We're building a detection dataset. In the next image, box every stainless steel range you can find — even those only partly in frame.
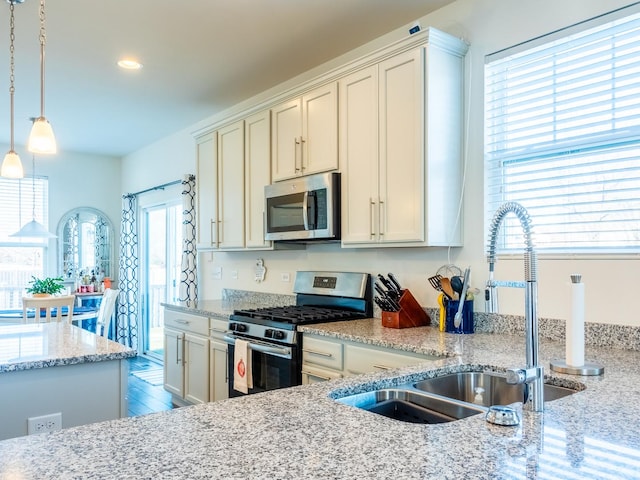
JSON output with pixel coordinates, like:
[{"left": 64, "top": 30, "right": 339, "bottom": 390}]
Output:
[{"left": 225, "top": 271, "right": 372, "bottom": 397}]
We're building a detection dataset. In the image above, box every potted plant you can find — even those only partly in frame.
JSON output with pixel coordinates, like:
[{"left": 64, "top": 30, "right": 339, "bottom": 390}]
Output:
[{"left": 26, "top": 276, "right": 66, "bottom": 297}]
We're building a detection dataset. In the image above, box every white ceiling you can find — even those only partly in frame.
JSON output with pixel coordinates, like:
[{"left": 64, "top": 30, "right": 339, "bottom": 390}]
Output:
[{"left": 0, "top": 0, "right": 455, "bottom": 158}]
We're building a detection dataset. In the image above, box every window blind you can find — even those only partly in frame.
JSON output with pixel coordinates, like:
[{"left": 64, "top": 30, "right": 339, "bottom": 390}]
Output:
[
  {"left": 485, "top": 11, "right": 640, "bottom": 253},
  {"left": 0, "top": 176, "right": 49, "bottom": 245}
]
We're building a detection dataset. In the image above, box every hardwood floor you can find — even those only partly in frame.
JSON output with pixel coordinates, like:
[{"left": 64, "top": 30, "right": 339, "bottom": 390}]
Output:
[{"left": 127, "top": 356, "right": 174, "bottom": 417}]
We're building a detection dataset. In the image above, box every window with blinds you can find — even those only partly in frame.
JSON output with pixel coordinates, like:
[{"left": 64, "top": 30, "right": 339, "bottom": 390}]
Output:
[
  {"left": 0, "top": 176, "right": 49, "bottom": 309},
  {"left": 485, "top": 9, "right": 640, "bottom": 254}
]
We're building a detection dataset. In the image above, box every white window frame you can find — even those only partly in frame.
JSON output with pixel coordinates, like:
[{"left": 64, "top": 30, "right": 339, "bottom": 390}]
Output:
[
  {"left": 484, "top": 5, "right": 640, "bottom": 256},
  {"left": 0, "top": 175, "right": 50, "bottom": 309}
]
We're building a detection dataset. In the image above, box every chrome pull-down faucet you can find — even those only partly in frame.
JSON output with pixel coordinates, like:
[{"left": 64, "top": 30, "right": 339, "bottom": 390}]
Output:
[{"left": 486, "top": 202, "right": 544, "bottom": 412}]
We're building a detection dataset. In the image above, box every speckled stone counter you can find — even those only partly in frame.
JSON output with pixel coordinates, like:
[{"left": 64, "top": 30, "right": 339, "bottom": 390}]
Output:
[
  {"left": 1, "top": 317, "right": 639, "bottom": 479},
  {"left": 0, "top": 322, "right": 135, "bottom": 373}
]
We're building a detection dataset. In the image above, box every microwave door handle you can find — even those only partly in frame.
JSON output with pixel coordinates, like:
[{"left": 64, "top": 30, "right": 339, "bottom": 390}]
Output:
[
  {"left": 307, "top": 191, "right": 317, "bottom": 229},
  {"left": 302, "top": 191, "right": 310, "bottom": 230}
]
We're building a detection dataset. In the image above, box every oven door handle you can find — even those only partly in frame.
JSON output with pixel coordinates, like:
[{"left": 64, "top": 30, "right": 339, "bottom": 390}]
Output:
[{"left": 224, "top": 334, "right": 292, "bottom": 358}]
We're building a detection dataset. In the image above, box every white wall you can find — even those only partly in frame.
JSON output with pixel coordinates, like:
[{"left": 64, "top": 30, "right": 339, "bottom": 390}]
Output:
[
  {"left": 1, "top": 143, "right": 121, "bottom": 278},
  {"left": 122, "top": 0, "right": 639, "bottom": 327}
]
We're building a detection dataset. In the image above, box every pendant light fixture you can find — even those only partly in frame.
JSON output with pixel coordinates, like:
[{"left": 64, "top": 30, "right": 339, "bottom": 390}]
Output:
[
  {"left": 10, "top": 152, "right": 56, "bottom": 238},
  {"left": 27, "top": 0, "right": 56, "bottom": 154},
  {"left": 1, "top": 0, "right": 24, "bottom": 179}
]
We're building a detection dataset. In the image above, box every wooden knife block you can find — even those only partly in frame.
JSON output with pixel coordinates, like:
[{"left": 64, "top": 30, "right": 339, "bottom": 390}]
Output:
[{"left": 381, "top": 289, "right": 431, "bottom": 329}]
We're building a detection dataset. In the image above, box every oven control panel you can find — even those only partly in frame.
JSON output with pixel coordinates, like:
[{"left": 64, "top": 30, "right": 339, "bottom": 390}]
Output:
[{"left": 228, "top": 320, "right": 296, "bottom": 345}]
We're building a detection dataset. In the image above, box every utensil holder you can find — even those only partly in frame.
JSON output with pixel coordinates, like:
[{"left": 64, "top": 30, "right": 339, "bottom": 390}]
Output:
[
  {"left": 381, "top": 289, "right": 430, "bottom": 329},
  {"left": 445, "top": 299, "right": 474, "bottom": 334}
]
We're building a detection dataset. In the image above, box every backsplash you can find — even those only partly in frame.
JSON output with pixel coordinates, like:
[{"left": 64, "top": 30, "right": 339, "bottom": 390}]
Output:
[{"left": 222, "top": 289, "right": 640, "bottom": 352}]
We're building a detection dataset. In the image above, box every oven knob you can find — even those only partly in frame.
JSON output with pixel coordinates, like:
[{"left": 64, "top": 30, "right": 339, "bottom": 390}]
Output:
[
  {"left": 229, "top": 322, "right": 237, "bottom": 331},
  {"left": 273, "top": 330, "right": 285, "bottom": 340},
  {"left": 265, "top": 329, "right": 273, "bottom": 338},
  {"left": 236, "top": 323, "right": 248, "bottom": 333}
]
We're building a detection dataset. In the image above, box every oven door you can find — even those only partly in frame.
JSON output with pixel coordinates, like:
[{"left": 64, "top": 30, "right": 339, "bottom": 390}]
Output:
[{"left": 224, "top": 333, "right": 300, "bottom": 398}]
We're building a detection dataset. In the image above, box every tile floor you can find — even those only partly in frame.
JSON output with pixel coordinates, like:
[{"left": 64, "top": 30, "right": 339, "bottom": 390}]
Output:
[{"left": 127, "top": 356, "right": 174, "bottom": 417}]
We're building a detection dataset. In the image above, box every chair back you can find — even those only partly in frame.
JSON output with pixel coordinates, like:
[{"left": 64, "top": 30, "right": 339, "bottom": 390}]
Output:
[
  {"left": 95, "top": 288, "right": 120, "bottom": 337},
  {"left": 22, "top": 295, "right": 76, "bottom": 324}
]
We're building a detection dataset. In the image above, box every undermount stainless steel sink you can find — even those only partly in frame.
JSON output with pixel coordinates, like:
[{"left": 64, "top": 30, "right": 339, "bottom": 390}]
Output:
[
  {"left": 336, "top": 388, "right": 486, "bottom": 424},
  {"left": 414, "top": 372, "right": 577, "bottom": 406},
  {"left": 335, "top": 371, "right": 581, "bottom": 424}
]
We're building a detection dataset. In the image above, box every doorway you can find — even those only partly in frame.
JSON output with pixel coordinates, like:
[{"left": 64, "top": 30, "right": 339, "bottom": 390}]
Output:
[{"left": 141, "top": 201, "right": 182, "bottom": 360}]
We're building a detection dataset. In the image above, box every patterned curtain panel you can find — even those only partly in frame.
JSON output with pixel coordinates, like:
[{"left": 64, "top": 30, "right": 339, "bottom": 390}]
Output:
[
  {"left": 179, "top": 174, "right": 197, "bottom": 306},
  {"left": 117, "top": 194, "right": 139, "bottom": 349}
]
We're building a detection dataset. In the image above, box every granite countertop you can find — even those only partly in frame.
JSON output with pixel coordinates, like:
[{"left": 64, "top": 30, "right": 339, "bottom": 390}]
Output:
[
  {"left": 1, "top": 318, "right": 639, "bottom": 479},
  {"left": 0, "top": 323, "right": 136, "bottom": 373}
]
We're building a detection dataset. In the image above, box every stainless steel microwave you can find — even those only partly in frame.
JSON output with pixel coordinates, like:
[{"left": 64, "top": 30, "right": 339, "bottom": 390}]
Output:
[{"left": 265, "top": 172, "right": 340, "bottom": 242}]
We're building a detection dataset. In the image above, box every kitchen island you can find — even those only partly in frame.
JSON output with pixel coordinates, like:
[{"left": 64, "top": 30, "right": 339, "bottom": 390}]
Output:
[
  {"left": 0, "top": 323, "right": 135, "bottom": 440},
  {"left": 0, "top": 317, "right": 638, "bottom": 479}
]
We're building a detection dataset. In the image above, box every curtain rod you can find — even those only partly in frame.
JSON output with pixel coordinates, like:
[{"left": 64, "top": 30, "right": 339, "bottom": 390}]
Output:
[{"left": 127, "top": 178, "right": 184, "bottom": 197}]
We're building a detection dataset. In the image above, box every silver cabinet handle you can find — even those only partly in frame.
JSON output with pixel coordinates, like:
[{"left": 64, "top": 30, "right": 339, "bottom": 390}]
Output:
[
  {"left": 302, "top": 348, "right": 332, "bottom": 358},
  {"left": 300, "top": 137, "right": 306, "bottom": 172},
  {"left": 370, "top": 199, "right": 376, "bottom": 237},
  {"left": 373, "top": 364, "right": 393, "bottom": 371},
  {"left": 379, "top": 199, "right": 385, "bottom": 236},
  {"left": 301, "top": 369, "right": 331, "bottom": 381},
  {"left": 294, "top": 137, "right": 302, "bottom": 172},
  {"left": 210, "top": 327, "right": 226, "bottom": 333},
  {"left": 175, "top": 319, "right": 190, "bottom": 325}
]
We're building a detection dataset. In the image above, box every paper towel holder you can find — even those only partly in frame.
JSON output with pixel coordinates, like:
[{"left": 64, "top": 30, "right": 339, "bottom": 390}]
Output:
[{"left": 550, "top": 273, "right": 604, "bottom": 376}]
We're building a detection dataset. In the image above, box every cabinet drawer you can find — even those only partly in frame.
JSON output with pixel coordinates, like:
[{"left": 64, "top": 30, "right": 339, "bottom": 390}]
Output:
[
  {"left": 302, "top": 335, "right": 343, "bottom": 371},
  {"left": 344, "top": 344, "right": 428, "bottom": 376},
  {"left": 164, "top": 310, "right": 210, "bottom": 336},
  {"left": 301, "top": 364, "right": 343, "bottom": 384},
  {"left": 209, "top": 317, "right": 228, "bottom": 339}
]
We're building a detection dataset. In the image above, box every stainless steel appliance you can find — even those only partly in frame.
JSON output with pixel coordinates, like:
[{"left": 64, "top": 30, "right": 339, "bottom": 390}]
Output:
[
  {"left": 225, "top": 271, "right": 372, "bottom": 397},
  {"left": 264, "top": 172, "right": 340, "bottom": 242}
]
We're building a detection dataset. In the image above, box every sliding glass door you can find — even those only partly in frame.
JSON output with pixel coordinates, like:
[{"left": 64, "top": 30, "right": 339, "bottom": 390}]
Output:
[{"left": 141, "top": 202, "right": 182, "bottom": 360}]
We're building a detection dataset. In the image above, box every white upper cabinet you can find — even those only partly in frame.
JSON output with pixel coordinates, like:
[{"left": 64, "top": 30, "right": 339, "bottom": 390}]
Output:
[
  {"left": 195, "top": 132, "right": 218, "bottom": 249},
  {"left": 341, "top": 32, "right": 466, "bottom": 247},
  {"left": 217, "top": 120, "right": 245, "bottom": 249},
  {"left": 271, "top": 83, "right": 338, "bottom": 181},
  {"left": 244, "top": 110, "right": 271, "bottom": 249}
]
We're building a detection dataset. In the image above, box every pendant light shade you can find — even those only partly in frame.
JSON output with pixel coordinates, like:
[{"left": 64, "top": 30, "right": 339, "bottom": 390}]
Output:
[
  {"left": 28, "top": 117, "right": 56, "bottom": 154},
  {"left": 10, "top": 219, "right": 56, "bottom": 238},
  {"left": 1, "top": 150, "right": 24, "bottom": 178},
  {"left": 27, "top": 0, "right": 56, "bottom": 155},
  {"left": 10, "top": 153, "right": 56, "bottom": 238}
]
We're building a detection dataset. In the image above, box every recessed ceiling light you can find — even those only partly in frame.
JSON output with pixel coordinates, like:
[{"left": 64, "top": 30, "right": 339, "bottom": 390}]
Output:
[{"left": 117, "top": 59, "right": 143, "bottom": 70}]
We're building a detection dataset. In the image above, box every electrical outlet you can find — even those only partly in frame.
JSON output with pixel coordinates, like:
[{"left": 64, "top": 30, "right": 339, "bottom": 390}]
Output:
[
  {"left": 27, "top": 413, "right": 62, "bottom": 435},
  {"left": 212, "top": 266, "right": 222, "bottom": 280},
  {"left": 281, "top": 272, "right": 291, "bottom": 282}
]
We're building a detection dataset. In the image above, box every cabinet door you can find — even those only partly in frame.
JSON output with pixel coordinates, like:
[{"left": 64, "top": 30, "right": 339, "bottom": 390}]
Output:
[
  {"left": 344, "top": 343, "right": 429, "bottom": 377},
  {"left": 271, "top": 98, "right": 302, "bottom": 181},
  {"left": 301, "top": 83, "right": 338, "bottom": 176},
  {"left": 217, "top": 121, "right": 245, "bottom": 249},
  {"left": 163, "top": 327, "right": 184, "bottom": 397},
  {"left": 339, "top": 66, "right": 380, "bottom": 244},
  {"left": 209, "top": 338, "right": 229, "bottom": 401},
  {"left": 184, "top": 333, "right": 210, "bottom": 405},
  {"left": 379, "top": 49, "right": 425, "bottom": 243},
  {"left": 195, "top": 132, "right": 218, "bottom": 247},
  {"left": 244, "top": 110, "right": 271, "bottom": 249}
]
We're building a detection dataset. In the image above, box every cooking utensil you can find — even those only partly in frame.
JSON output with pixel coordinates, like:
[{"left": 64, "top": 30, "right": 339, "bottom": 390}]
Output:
[
  {"left": 428, "top": 274, "right": 443, "bottom": 291},
  {"left": 454, "top": 267, "right": 470, "bottom": 328},
  {"left": 437, "top": 293, "right": 446, "bottom": 332},
  {"left": 440, "top": 277, "right": 455, "bottom": 300},
  {"left": 451, "top": 276, "right": 464, "bottom": 299}
]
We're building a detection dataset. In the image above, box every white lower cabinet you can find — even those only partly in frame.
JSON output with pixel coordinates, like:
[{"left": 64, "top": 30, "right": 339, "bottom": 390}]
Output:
[
  {"left": 301, "top": 333, "right": 438, "bottom": 384},
  {"left": 163, "top": 309, "right": 210, "bottom": 406},
  {"left": 209, "top": 316, "right": 229, "bottom": 402}
]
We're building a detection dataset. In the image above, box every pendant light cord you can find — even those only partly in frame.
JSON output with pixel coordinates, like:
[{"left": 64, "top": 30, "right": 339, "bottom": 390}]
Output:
[
  {"left": 8, "top": 1, "right": 16, "bottom": 152},
  {"left": 38, "top": 0, "right": 46, "bottom": 117}
]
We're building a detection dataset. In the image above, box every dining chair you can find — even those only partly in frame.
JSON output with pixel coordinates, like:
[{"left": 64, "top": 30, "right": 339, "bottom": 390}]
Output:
[
  {"left": 95, "top": 288, "right": 120, "bottom": 337},
  {"left": 22, "top": 295, "right": 76, "bottom": 324}
]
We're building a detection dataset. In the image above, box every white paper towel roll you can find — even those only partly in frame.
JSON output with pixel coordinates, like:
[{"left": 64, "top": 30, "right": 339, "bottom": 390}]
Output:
[{"left": 566, "top": 274, "right": 585, "bottom": 367}]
